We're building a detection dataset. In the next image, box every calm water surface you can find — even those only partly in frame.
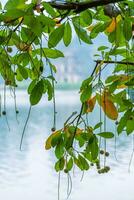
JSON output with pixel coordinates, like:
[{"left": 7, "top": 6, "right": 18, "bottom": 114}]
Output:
[{"left": 0, "top": 90, "right": 134, "bottom": 200}]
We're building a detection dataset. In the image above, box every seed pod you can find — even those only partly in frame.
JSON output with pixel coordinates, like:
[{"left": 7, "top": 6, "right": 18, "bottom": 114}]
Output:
[
  {"left": 105, "top": 152, "right": 110, "bottom": 157},
  {"left": 100, "top": 150, "right": 104, "bottom": 155},
  {"left": 2, "top": 111, "right": 6, "bottom": 115}
]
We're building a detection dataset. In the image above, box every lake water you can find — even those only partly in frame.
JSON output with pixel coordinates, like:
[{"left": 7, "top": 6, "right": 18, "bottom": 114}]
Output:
[{"left": 0, "top": 89, "right": 134, "bottom": 200}]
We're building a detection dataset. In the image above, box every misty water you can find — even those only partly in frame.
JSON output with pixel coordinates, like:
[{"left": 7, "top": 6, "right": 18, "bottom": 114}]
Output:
[{"left": 0, "top": 89, "right": 133, "bottom": 200}]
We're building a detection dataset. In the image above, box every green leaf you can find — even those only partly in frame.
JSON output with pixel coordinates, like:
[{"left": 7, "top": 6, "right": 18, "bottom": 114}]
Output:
[
  {"left": 90, "top": 135, "right": 98, "bottom": 160},
  {"left": 98, "top": 46, "right": 109, "bottom": 51},
  {"left": 55, "top": 140, "right": 64, "bottom": 159},
  {"left": 4, "top": 0, "right": 26, "bottom": 10},
  {"left": 97, "top": 132, "right": 114, "bottom": 138},
  {"left": 117, "top": 110, "right": 131, "bottom": 134},
  {"left": 0, "top": 2, "right": 2, "bottom": 9},
  {"left": 80, "top": 84, "right": 92, "bottom": 103},
  {"left": 38, "top": 15, "right": 55, "bottom": 27},
  {"left": 43, "top": 48, "right": 64, "bottom": 59},
  {"left": 66, "top": 157, "right": 73, "bottom": 171},
  {"left": 105, "top": 75, "right": 118, "bottom": 84},
  {"left": 126, "top": 118, "right": 134, "bottom": 135},
  {"left": 80, "top": 10, "right": 92, "bottom": 26},
  {"left": 23, "top": 16, "right": 42, "bottom": 37},
  {"left": 74, "top": 157, "right": 83, "bottom": 170},
  {"left": 48, "top": 24, "right": 65, "bottom": 48},
  {"left": 94, "top": 122, "right": 103, "bottom": 130},
  {"left": 55, "top": 157, "right": 65, "bottom": 172},
  {"left": 63, "top": 22, "right": 72, "bottom": 47},
  {"left": 30, "top": 79, "right": 44, "bottom": 105},
  {"left": 18, "top": 65, "right": 28, "bottom": 79},
  {"left": 78, "top": 154, "right": 89, "bottom": 170},
  {"left": 73, "top": 21, "right": 92, "bottom": 44},
  {"left": 42, "top": 2, "right": 56, "bottom": 18},
  {"left": 123, "top": 18, "right": 132, "bottom": 41},
  {"left": 16, "top": 68, "right": 23, "bottom": 81},
  {"left": 80, "top": 77, "right": 93, "bottom": 91},
  {"left": 44, "top": 79, "right": 53, "bottom": 101},
  {"left": 28, "top": 80, "right": 37, "bottom": 94}
]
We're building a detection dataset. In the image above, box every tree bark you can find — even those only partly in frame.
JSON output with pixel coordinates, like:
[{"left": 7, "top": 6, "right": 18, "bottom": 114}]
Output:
[{"left": 49, "top": 0, "right": 124, "bottom": 13}]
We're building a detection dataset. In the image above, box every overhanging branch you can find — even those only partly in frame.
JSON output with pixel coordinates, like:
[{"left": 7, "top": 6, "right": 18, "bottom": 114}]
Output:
[
  {"left": 95, "top": 60, "right": 134, "bottom": 66},
  {"left": 49, "top": 0, "right": 124, "bottom": 13}
]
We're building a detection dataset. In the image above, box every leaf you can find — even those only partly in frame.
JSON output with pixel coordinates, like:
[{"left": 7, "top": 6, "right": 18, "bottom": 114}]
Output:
[
  {"left": 87, "top": 24, "right": 95, "bottom": 32},
  {"left": 80, "top": 77, "right": 93, "bottom": 91},
  {"left": 78, "top": 155, "right": 89, "bottom": 170},
  {"left": 95, "top": 61, "right": 104, "bottom": 75},
  {"left": 43, "top": 48, "right": 64, "bottom": 59},
  {"left": 86, "top": 95, "right": 96, "bottom": 112},
  {"left": 90, "top": 135, "right": 98, "bottom": 160},
  {"left": 94, "top": 122, "right": 103, "bottom": 130},
  {"left": 98, "top": 46, "right": 109, "bottom": 51},
  {"left": 48, "top": 24, "right": 65, "bottom": 48},
  {"left": 38, "top": 15, "right": 56, "bottom": 27},
  {"left": 80, "top": 85, "right": 92, "bottom": 103},
  {"left": 0, "top": 2, "right": 2, "bottom": 9},
  {"left": 126, "top": 118, "right": 134, "bottom": 135},
  {"left": 55, "top": 157, "right": 65, "bottom": 172},
  {"left": 24, "top": 16, "right": 42, "bottom": 37},
  {"left": 106, "top": 18, "right": 116, "bottom": 33},
  {"left": 123, "top": 18, "right": 132, "bottom": 41},
  {"left": 4, "top": 0, "right": 26, "bottom": 10},
  {"left": 66, "top": 157, "right": 73, "bottom": 171},
  {"left": 63, "top": 22, "right": 72, "bottom": 47},
  {"left": 42, "top": 2, "right": 56, "bottom": 18},
  {"left": 80, "top": 10, "right": 92, "bottom": 26},
  {"left": 18, "top": 65, "right": 28, "bottom": 79},
  {"left": 97, "top": 132, "right": 114, "bottom": 138},
  {"left": 45, "top": 130, "right": 61, "bottom": 150},
  {"left": 55, "top": 140, "right": 64, "bottom": 159},
  {"left": 117, "top": 110, "right": 131, "bottom": 135},
  {"left": 28, "top": 80, "right": 37, "bottom": 94},
  {"left": 30, "top": 79, "right": 44, "bottom": 105},
  {"left": 3, "top": 9, "right": 25, "bottom": 21},
  {"left": 73, "top": 21, "right": 92, "bottom": 44},
  {"left": 101, "top": 91, "right": 118, "bottom": 120},
  {"left": 44, "top": 79, "right": 53, "bottom": 101}
]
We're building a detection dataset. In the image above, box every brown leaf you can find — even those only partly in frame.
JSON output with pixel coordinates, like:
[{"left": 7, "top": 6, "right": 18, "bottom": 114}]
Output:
[
  {"left": 45, "top": 130, "right": 60, "bottom": 150},
  {"left": 101, "top": 91, "right": 118, "bottom": 120},
  {"left": 86, "top": 96, "right": 96, "bottom": 112}
]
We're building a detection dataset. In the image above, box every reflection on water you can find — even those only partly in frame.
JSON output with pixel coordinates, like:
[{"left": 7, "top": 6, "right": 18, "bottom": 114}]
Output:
[{"left": 0, "top": 90, "right": 134, "bottom": 200}]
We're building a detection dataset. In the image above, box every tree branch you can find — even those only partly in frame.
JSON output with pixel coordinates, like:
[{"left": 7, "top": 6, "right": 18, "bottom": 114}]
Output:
[
  {"left": 94, "top": 60, "right": 134, "bottom": 65},
  {"left": 49, "top": 0, "right": 124, "bottom": 13}
]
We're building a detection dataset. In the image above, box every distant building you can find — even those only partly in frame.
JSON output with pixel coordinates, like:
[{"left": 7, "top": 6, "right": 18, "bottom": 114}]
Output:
[{"left": 55, "top": 55, "right": 81, "bottom": 84}]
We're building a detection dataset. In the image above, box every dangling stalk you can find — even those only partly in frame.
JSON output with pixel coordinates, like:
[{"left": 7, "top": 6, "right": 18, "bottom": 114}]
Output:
[
  {"left": 128, "top": 134, "right": 134, "bottom": 173},
  {"left": 20, "top": 106, "right": 32, "bottom": 150}
]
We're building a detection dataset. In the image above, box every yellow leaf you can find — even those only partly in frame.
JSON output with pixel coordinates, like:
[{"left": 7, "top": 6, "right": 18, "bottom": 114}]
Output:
[
  {"left": 116, "top": 15, "right": 122, "bottom": 23},
  {"left": 95, "top": 61, "right": 104, "bottom": 75},
  {"left": 119, "top": 74, "right": 131, "bottom": 82},
  {"left": 16, "top": 42, "right": 32, "bottom": 51},
  {"left": 18, "top": 17, "right": 23, "bottom": 23},
  {"left": 101, "top": 91, "right": 118, "bottom": 120},
  {"left": 64, "top": 126, "right": 82, "bottom": 136},
  {"left": 117, "top": 84, "right": 127, "bottom": 89},
  {"left": 106, "top": 18, "right": 116, "bottom": 33},
  {"left": 87, "top": 24, "right": 95, "bottom": 31},
  {"left": 86, "top": 96, "right": 96, "bottom": 112},
  {"left": 45, "top": 130, "right": 60, "bottom": 150},
  {"left": 54, "top": 18, "right": 61, "bottom": 27}
]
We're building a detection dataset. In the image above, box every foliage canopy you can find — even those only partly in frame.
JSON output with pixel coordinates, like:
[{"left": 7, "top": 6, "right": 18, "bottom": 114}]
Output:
[{"left": 0, "top": 0, "right": 134, "bottom": 183}]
